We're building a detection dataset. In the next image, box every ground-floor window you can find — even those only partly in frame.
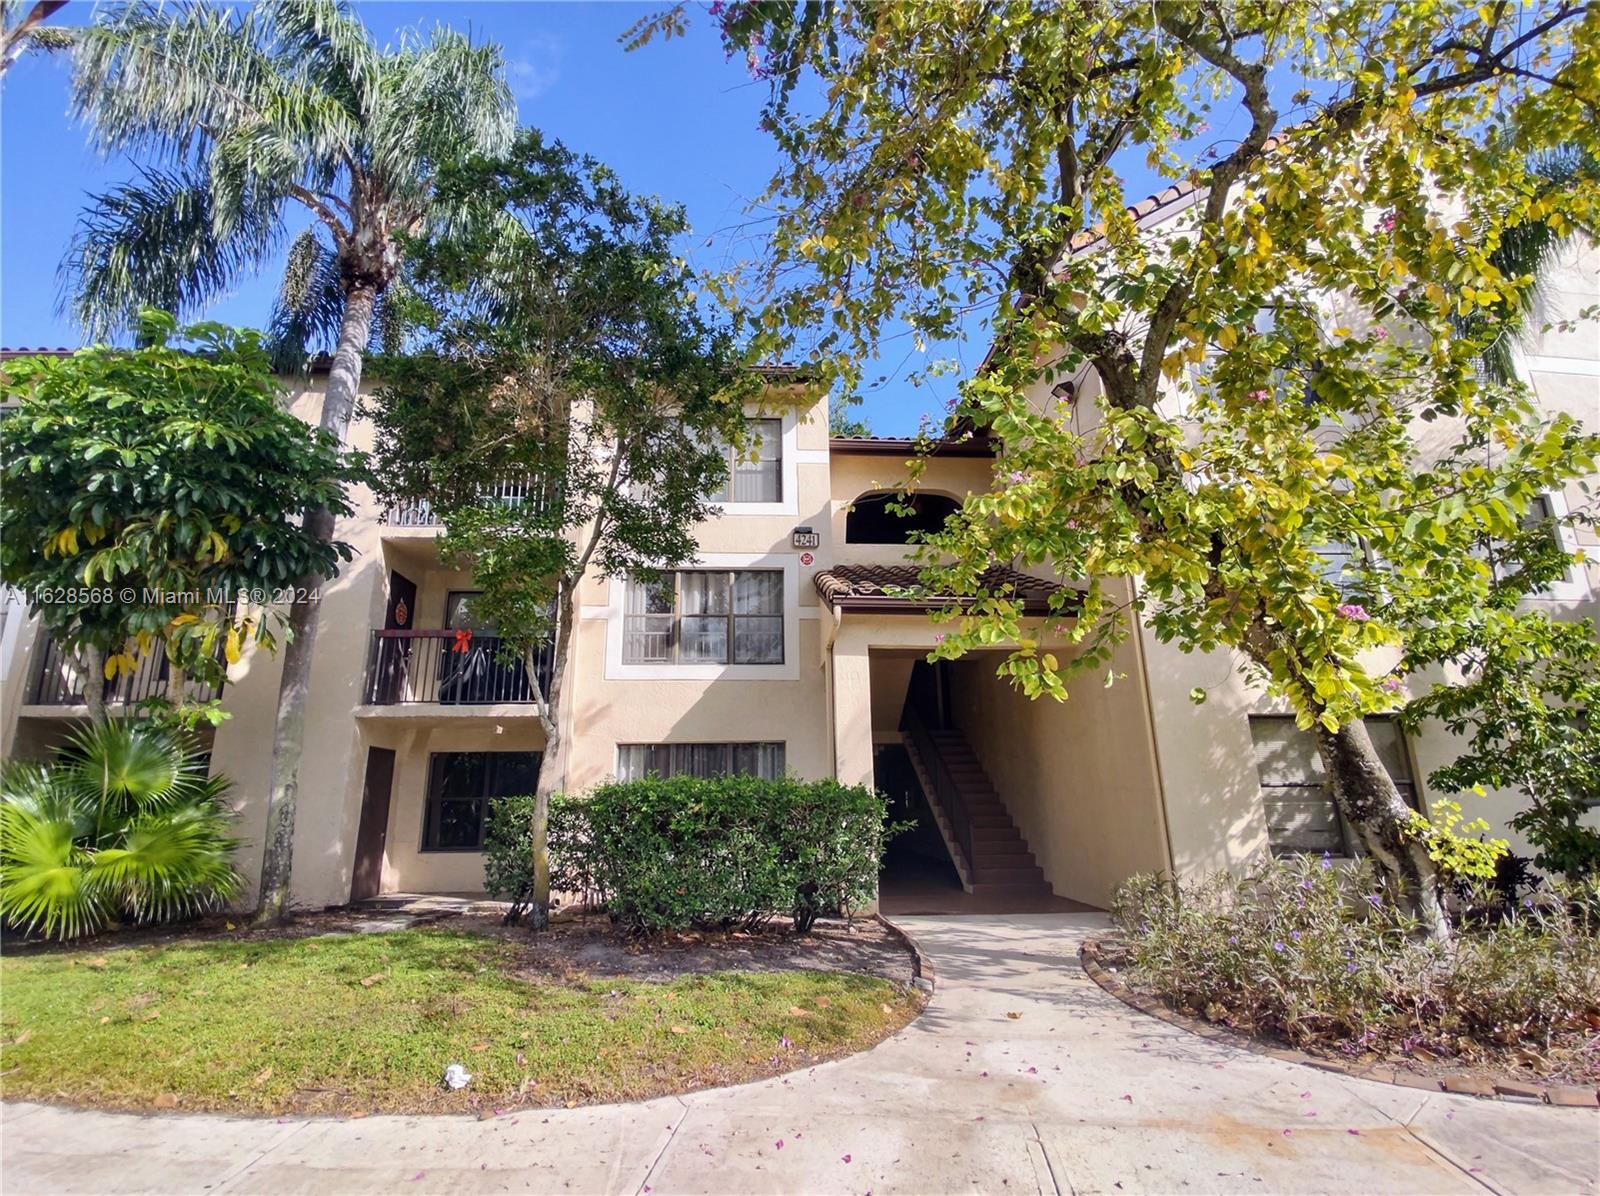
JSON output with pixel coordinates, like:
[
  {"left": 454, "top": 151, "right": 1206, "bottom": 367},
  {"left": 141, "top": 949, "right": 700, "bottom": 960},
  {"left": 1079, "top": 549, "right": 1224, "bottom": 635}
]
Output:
[
  {"left": 1248, "top": 716, "right": 1416, "bottom": 857},
  {"left": 422, "top": 751, "right": 541, "bottom": 851},
  {"left": 615, "top": 742, "right": 785, "bottom": 781}
]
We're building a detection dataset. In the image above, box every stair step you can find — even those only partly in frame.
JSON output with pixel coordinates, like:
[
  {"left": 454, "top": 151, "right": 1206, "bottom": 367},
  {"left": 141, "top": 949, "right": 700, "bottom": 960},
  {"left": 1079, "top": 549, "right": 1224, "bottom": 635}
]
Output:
[
  {"left": 971, "top": 862, "right": 1045, "bottom": 881},
  {"left": 969, "top": 882, "right": 1056, "bottom": 896},
  {"left": 973, "top": 840, "right": 1031, "bottom": 856}
]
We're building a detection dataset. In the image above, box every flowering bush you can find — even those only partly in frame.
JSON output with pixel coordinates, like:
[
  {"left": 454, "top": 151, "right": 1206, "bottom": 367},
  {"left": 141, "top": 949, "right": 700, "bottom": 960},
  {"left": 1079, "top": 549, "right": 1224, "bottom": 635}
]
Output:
[{"left": 1109, "top": 857, "right": 1600, "bottom": 1072}]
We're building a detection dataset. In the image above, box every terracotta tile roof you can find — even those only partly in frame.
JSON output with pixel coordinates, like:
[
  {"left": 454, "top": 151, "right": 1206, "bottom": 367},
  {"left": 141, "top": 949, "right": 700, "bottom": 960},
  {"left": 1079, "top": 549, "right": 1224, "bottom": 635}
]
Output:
[
  {"left": 0, "top": 346, "right": 77, "bottom": 359},
  {"left": 828, "top": 434, "right": 996, "bottom": 457},
  {"left": 814, "top": 563, "right": 1075, "bottom": 615}
]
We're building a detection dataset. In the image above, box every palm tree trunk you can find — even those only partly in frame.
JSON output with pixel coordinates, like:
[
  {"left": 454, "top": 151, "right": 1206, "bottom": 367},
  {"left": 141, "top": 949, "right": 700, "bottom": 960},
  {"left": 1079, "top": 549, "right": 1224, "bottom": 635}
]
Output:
[
  {"left": 254, "top": 284, "right": 376, "bottom": 926},
  {"left": 1312, "top": 719, "right": 1451, "bottom": 943}
]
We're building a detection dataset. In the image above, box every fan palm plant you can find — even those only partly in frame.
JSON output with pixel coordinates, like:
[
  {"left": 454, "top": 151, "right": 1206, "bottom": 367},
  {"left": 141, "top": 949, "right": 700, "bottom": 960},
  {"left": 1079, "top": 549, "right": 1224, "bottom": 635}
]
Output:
[
  {"left": 64, "top": 0, "right": 516, "bottom": 923},
  {"left": 0, "top": 722, "right": 242, "bottom": 941}
]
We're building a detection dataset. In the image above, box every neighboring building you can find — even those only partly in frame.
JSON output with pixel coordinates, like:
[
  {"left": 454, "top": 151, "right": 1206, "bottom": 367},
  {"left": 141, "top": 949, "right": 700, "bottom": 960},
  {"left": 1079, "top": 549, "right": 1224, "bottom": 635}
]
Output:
[{"left": 1, "top": 205, "right": 1594, "bottom": 914}]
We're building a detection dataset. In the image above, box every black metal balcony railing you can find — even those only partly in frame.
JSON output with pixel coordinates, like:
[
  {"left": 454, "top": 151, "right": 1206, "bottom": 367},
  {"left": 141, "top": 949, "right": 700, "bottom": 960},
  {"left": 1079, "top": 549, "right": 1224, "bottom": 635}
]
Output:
[
  {"left": 31, "top": 636, "right": 225, "bottom": 707},
  {"left": 384, "top": 477, "right": 552, "bottom": 528},
  {"left": 362, "top": 630, "right": 554, "bottom": 706}
]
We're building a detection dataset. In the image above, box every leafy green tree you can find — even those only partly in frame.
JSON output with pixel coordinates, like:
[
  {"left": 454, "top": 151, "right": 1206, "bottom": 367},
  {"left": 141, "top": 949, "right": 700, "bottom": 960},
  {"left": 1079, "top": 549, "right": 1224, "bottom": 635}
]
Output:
[
  {"left": 0, "top": 312, "right": 363, "bottom": 725},
  {"left": 63, "top": 0, "right": 516, "bottom": 922},
  {"left": 370, "top": 131, "right": 754, "bottom": 929},
  {"left": 829, "top": 395, "right": 872, "bottom": 438},
  {"left": 643, "top": 1, "right": 1600, "bottom": 938},
  {"left": 0, "top": 721, "right": 242, "bottom": 941},
  {"left": 1401, "top": 497, "right": 1600, "bottom": 882}
]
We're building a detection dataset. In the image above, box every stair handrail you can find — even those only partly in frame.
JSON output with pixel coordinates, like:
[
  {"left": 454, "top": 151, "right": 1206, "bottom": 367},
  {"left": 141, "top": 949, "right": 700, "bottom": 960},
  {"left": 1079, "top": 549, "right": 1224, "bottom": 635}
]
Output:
[{"left": 902, "top": 707, "right": 976, "bottom": 879}]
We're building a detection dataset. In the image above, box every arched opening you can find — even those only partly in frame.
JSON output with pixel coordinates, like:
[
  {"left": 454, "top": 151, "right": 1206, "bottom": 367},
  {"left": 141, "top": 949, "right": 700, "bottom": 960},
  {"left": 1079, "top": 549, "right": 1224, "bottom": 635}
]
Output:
[{"left": 846, "top": 491, "right": 960, "bottom": 544}]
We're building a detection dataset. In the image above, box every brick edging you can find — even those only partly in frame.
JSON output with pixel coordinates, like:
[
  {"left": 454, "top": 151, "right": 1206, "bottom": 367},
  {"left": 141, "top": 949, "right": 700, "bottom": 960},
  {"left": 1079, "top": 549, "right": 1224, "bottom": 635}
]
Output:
[
  {"left": 1079, "top": 936, "right": 1599, "bottom": 1109},
  {"left": 875, "top": 914, "right": 937, "bottom": 994}
]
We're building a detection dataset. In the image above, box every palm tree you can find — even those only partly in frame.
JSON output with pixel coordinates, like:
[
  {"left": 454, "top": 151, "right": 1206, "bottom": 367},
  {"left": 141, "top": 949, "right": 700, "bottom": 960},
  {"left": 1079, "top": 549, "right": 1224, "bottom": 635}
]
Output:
[
  {"left": 1473, "top": 147, "right": 1598, "bottom": 383},
  {"left": 64, "top": 0, "right": 516, "bottom": 924},
  {"left": 0, "top": 1, "right": 70, "bottom": 79},
  {"left": 0, "top": 722, "right": 241, "bottom": 941}
]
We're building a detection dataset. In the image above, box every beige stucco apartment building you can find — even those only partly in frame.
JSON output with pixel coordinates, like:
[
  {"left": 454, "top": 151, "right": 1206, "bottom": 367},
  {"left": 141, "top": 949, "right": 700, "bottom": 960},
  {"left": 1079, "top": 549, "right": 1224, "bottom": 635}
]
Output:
[{"left": 3, "top": 201, "right": 1595, "bottom": 915}]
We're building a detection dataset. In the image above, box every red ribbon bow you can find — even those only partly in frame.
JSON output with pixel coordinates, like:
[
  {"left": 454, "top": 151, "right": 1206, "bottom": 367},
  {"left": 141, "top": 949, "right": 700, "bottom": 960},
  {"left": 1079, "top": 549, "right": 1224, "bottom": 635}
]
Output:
[{"left": 451, "top": 628, "right": 473, "bottom": 654}]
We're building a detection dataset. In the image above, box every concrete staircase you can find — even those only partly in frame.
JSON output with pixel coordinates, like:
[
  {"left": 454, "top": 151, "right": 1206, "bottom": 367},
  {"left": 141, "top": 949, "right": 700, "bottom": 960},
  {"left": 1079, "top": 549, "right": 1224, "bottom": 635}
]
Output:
[{"left": 902, "top": 725, "right": 1055, "bottom": 899}]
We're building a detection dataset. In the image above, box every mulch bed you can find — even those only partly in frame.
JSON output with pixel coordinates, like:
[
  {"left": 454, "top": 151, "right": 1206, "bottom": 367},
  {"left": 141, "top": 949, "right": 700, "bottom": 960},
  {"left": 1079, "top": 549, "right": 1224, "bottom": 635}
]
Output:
[{"left": 1081, "top": 936, "right": 1600, "bottom": 1109}]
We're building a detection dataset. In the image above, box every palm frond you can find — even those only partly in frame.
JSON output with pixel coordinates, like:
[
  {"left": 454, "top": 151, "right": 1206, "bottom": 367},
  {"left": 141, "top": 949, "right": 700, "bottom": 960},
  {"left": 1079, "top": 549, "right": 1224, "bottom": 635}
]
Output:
[
  {"left": 259, "top": 0, "right": 380, "bottom": 123},
  {"left": 65, "top": 164, "right": 286, "bottom": 339},
  {"left": 1473, "top": 146, "right": 1599, "bottom": 383},
  {"left": 267, "top": 227, "right": 347, "bottom": 369},
  {"left": 87, "top": 804, "right": 242, "bottom": 924},
  {"left": 368, "top": 25, "right": 514, "bottom": 205},
  {"left": 0, "top": 801, "right": 110, "bottom": 939},
  {"left": 70, "top": 2, "right": 278, "bottom": 162}
]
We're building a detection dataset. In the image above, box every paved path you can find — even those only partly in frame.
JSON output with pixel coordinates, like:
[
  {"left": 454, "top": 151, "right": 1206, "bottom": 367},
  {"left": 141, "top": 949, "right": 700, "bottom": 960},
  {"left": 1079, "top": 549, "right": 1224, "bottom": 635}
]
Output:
[{"left": 3, "top": 914, "right": 1596, "bottom": 1195}]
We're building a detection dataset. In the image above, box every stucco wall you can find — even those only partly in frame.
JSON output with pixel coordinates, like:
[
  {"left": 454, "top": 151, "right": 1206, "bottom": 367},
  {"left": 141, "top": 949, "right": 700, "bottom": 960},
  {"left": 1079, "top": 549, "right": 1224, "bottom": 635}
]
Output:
[{"left": 949, "top": 633, "right": 1171, "bottom": 909}]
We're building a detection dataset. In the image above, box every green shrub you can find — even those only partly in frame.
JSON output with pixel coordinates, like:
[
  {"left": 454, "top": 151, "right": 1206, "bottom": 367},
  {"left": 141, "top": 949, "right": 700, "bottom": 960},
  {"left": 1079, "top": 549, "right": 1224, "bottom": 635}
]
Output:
[
  {"left": 0, "top": 722, "right": 243, "bottom": 940},
  {"left": 485, "top": 776, "right": 896, "bottom": 933},
  {"left": 1110, "top": 857, "right": 1600, "bottom": 1065}
]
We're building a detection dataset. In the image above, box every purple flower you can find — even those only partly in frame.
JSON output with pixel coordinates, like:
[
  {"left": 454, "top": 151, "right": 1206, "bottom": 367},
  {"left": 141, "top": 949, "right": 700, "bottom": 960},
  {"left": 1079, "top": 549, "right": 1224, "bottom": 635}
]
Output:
[
  {"left": 1347, "top": 962, "right": 1359, "bottom": 973},
  {"left": 1300, "top": 878, "right": 1315, "bottom": 890},
  {"left": 1365, "top": 893, "right": 1383, "bottom": 909},
  {"left": 1247, "top": 389, "right": 1271, "bottom": 403},
  {"left": 1227, "top": 934, "right": 1239, "bottom": 944},
  {"left": 934, "top": 633, "right": 947, "bottom": 644},
  {"left": 1377, "top": 212, "right": 1397, "bottom": 233},
  {"left": 1372, "top": 326, "right": 1389, "bottom": 341},
  {"left": 1382, "top": 677, "right": 1402, "bottom": 692},
  {"left": 1273, "top": 941, "right": 1287, "bottom": 953},
  {"left": 1336, "top": 603, "right": 1370, "bottom": 621},
  {"left": 1290, "top": 930, "right": 1302, "bottom": 941},
  {"left": 1008, "top": 470, "right": 1028, "bottom": 484},
  {"left": 1320, "top": 852, "right": 1333, "bottom": 871}
]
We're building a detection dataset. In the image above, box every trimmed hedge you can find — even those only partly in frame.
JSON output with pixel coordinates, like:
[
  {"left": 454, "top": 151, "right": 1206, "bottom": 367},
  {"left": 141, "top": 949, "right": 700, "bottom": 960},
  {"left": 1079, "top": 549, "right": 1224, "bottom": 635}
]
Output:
[{"left": 485, "top": 776, "right": 896, "bottom": 933}]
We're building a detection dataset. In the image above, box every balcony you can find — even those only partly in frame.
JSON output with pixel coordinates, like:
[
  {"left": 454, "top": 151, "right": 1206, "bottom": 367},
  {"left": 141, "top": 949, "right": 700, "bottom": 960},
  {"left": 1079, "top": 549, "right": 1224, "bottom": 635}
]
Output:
[
  {"left": 383, "top": 476, "right": 553, "bottom": 528},
  {"left": 362, "top": 630, "right": 554, "bottom": 707},
  {"left": 29, "top": 636, "right": 225, "bottom": 708}
]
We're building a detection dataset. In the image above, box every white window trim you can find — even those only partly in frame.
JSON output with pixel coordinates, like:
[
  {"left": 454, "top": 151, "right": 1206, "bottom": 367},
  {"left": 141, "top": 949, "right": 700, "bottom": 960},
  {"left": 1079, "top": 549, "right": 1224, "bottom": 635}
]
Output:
[
  {"left": 1508, "top": 347, "right": 1592, "bottom": 603},
  {"left": 711, "top": 408, "right": 801, "bottom": 518},
  {"left": 603, "top": 552, "right": 802, "bottom": 681}
]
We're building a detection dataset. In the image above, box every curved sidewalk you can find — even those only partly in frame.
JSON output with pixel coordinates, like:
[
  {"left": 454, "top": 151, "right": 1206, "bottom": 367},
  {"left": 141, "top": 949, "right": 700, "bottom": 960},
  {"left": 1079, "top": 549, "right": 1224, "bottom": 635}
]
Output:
[{"left": 3, "top": 914, "right": 1596, "bottom": 1195}]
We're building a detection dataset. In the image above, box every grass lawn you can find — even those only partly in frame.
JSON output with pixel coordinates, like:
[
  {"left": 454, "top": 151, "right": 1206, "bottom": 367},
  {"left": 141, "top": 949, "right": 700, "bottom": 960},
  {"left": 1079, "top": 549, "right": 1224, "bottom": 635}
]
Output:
[{"left": 0, "top": 928, "right": 922, "bottom": 1116}]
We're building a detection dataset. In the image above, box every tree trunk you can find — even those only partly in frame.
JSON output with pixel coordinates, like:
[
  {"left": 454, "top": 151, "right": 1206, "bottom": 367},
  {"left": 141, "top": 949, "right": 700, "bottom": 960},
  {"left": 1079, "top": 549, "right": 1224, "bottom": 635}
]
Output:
[
  {"left": 526, "top": 585, "right": 576, "bottom": 932},
  {"left": 80, "top": 644, "right": 108, "bottom": 727},
  {"left": 1312, "top": 719, "right": 1451, "bottom": 943},
  {"left": 253, "top": 285, "right": 376, "bottom": 926}
]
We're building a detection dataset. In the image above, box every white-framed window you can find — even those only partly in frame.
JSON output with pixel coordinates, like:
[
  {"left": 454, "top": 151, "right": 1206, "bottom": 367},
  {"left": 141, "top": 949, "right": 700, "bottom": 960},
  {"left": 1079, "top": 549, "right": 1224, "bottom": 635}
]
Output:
[
  {"left": 1484, "top": 492, "right": 1589, "bottom": 600},
  {"left": 616, "top": 742, "right": 785, "bottom": 781},
  {"left": 707, "top": 418, "right": 782, "bottom": 503},
  {"left": 1249, "top": 716, "right": 1417, "bottom": 857},
  {"left": 622, "top": 570, "right": 784, "bottom": 665}
]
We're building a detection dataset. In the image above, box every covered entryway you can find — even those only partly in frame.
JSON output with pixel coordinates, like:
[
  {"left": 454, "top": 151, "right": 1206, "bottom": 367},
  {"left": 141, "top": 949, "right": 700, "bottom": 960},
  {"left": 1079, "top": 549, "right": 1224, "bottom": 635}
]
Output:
[
  {"left": 819, "top": 564, "right": 1170, "bottom": 913},
  {"left": 872, "top": 656, "right": 1091, "bottom": 914}
]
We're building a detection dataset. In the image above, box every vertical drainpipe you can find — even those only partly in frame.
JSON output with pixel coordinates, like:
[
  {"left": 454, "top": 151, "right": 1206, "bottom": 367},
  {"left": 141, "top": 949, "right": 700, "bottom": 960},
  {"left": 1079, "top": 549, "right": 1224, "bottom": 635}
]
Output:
[{"left": 1126, "top": 579, "right": 1177, "bottom": 875}]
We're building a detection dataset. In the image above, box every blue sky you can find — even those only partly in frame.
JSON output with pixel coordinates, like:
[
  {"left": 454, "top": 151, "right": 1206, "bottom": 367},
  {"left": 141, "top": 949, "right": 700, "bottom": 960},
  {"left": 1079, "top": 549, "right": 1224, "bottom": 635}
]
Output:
[{"left": 0, "top": 2, "right": 1251, "bottom": 435}]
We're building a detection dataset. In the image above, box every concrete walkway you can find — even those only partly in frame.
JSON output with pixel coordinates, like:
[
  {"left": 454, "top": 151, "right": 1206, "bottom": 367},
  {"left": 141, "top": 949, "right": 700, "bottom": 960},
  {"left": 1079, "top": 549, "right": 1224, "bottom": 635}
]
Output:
[{"left": 3, "top": 914, "right": 1596, "bottom": 1195}]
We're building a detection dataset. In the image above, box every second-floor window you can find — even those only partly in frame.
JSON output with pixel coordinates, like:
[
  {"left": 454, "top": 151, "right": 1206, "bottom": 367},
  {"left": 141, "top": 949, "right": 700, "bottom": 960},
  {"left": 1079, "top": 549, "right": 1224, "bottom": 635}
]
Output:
[
  {"left": 707, "top": 418, "right": 782, "bottom": 503},
  {"left": 623, "top": 570, "right": 784, "bottom": 665}
]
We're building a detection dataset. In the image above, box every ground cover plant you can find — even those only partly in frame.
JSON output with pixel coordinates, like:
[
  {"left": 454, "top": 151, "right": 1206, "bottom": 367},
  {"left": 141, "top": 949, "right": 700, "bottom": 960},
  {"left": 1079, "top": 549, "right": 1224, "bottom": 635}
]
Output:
[
  {"left": 486, "top": 777, "right": 897, "bottom": 932},
  {"left": 0, "top": 927, "right": 921, "bottom": 1116},
  {"left": 1109, "top": 857, "right": 1600, "bottom": 1082},
  {"left": 0, "top": 723, "right": 241, "bottom": 941}
]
